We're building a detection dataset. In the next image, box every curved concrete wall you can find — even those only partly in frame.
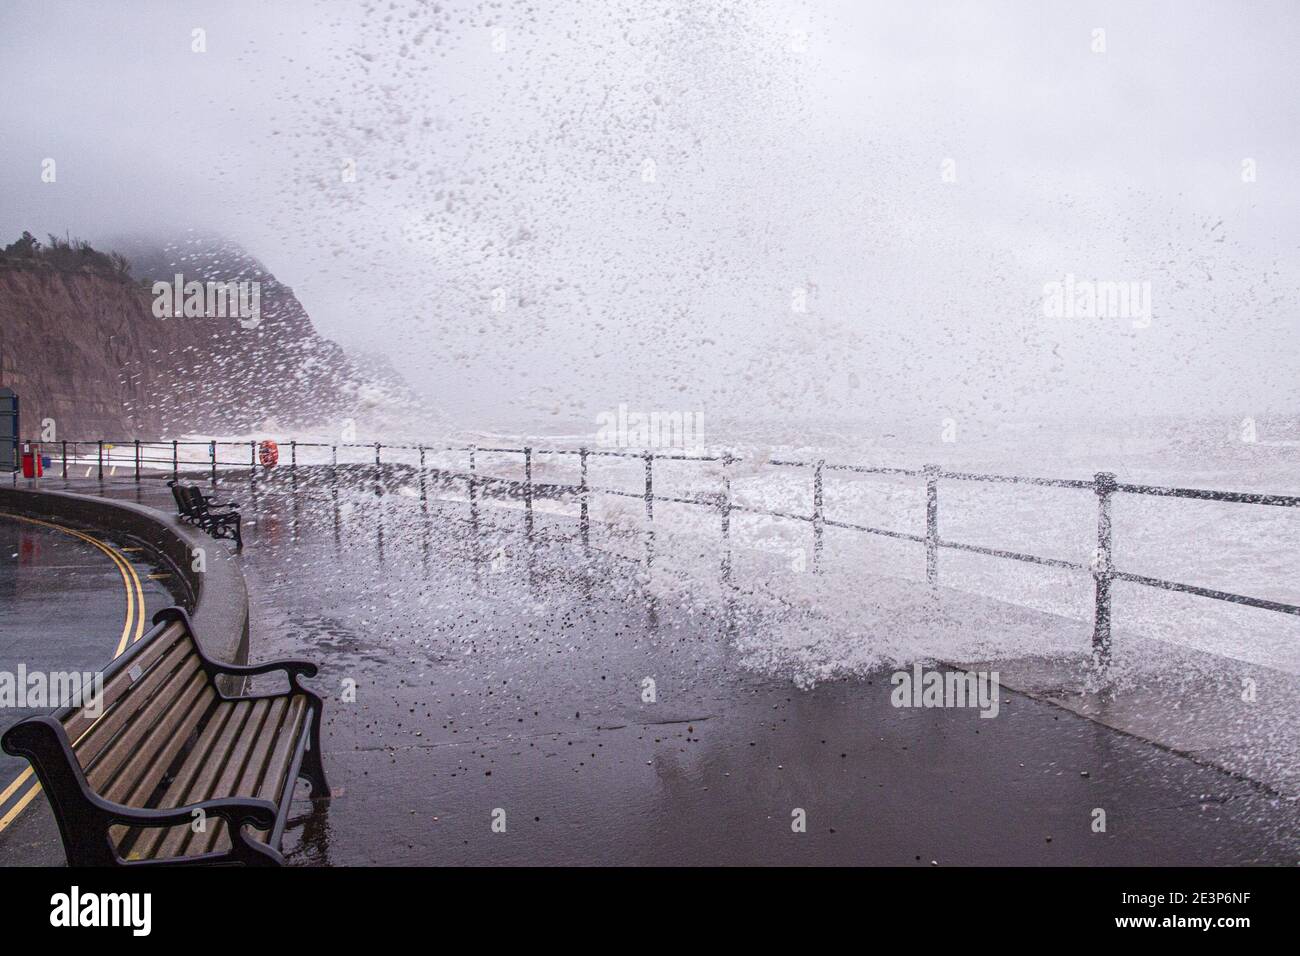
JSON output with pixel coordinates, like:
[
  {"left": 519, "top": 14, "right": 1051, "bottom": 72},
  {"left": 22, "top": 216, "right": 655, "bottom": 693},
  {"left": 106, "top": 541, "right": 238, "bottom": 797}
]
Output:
[{"left": 0, "top": 486, "right": 248, "bottom": 667}]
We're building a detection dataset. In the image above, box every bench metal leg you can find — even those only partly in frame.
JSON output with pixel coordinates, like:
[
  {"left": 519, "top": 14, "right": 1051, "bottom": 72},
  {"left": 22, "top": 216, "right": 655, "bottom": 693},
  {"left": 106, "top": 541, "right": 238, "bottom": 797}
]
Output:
[
  {"left": 2, "top": 718, "right": 119, "bottom": 866},
  {"left": 228, "top": 830, "right": 285, "bottom": 866},
  {"left": 299, "top": 701, "right": 331, "bottom": 799}
]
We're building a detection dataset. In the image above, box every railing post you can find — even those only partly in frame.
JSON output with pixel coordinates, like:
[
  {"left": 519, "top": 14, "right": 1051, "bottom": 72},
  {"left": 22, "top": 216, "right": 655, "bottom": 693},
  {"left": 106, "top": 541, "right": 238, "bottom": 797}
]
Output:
[
  {"left": 134, "top": 439, "right": 140, "bottom": 482},
  {"left": 579, "top": 447, "right": 589, "bottom": 548},
  {"left": 643, "top": 451, "right": 654, "bottom": 566},
  {"left": 643, "top": 452, "right": 654, "bottom": 522},
  {"left": 924, "top": 464, "right": 939, "bottom": 585},
  {"left": 374, "top": 442, "right": 384, "bottom": 557},
  {"left": 331, "top": 444, "right": 339, "bottom": 536},
  {"left": 468, "top": 445, "right": 478, "bottom": 528},
  {"left": 289, "top": 440, "right": 298, "bottom": 511},
  {"left": 249, "top": 440, "right": 256, "bottom": 484},
  {"left": 418, "top": 445, "right": 428, "bottom": 512},
  {"left": 1091, "top": 471, "right": 1117, "bottom": 670},
  {"left": 209, "top": 440, "right": 217, "bottom": 485},
  {"left": 97, "top": 440, "right": 103, "bottom": 481},
  {"left": 523, "top": 446, "right": 533, "bottom": 539},
  {"left": 61, "top": 440, "right": 67, "bottom": 480},
  {"left": 720, "top": 452, "right": 733, "bottom": 582},
  {"left": 812, "top": 459, "right": 824, "bottom": 573},
  {"left": 171, "top": 439, "right": 178, "bottom": 481}
]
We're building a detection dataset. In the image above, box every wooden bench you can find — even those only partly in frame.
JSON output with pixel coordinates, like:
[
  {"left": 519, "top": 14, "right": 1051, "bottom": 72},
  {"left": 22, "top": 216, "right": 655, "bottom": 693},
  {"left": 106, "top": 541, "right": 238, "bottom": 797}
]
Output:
[
  {"left": 1, "top": 606, "right": 328, "bottom": 866},
  {"left": 168, "top": 480, "right": 242, "bottom": 548}
]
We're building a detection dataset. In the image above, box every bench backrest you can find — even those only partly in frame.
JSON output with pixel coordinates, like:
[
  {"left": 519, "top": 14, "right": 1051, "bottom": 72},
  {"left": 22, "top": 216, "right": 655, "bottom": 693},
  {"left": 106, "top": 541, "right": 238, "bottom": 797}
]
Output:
[
  {"left": 180, "top": 485, "right": 208, "bottom": 516},
  {"left": 58, "top": 619, "right": 214, "bottom": 805}
]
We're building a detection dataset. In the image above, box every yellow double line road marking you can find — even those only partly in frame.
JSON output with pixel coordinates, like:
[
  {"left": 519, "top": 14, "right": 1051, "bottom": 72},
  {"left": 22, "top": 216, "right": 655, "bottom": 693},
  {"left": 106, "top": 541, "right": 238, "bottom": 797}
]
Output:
[
  {"left": 0, "top": 514, "right": 146, "bottom": 835},
  {"left": 2, "top": 514, "right": 143, "bottom": 653}
]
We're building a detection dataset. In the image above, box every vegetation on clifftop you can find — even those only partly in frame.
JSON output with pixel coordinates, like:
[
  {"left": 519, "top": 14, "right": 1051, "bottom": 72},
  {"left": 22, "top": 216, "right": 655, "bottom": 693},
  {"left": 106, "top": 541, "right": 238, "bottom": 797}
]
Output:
[{"left": 1, "top": 231, "right": 133, "bottom": 280}]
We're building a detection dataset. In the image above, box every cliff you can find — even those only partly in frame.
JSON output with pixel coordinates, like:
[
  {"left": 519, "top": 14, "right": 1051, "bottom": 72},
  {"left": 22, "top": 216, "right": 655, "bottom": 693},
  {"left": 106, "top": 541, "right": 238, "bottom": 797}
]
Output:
[{"left": 0, "top": 236, "right": 415, "bottom": 440}]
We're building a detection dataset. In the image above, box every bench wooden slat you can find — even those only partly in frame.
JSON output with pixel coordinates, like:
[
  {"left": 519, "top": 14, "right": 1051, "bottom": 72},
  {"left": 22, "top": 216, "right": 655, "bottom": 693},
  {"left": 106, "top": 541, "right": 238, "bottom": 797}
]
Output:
[
  {"left": 188, "top": 698, "right": 280, "bottom": 855},
  {"left": 106, "top": 679, "right": 216, "bottom": 855},
  {"left": 73, "top": 640, "right": 195, "bottom": 768},
  {"left": 258, "top": 697, "right": 307, "bottom": 804},
  {"left": 153, "top": 700, "right": 256, "bottom": 860},
  {"left": 224, "top": 697, "right": 300, "bottom": 848},
  {"left": 239, "top": 697, "right": 287, "bottom": 799},
  {"left": 187, "top": 699, "right": 273, "bottom": 855},
  {"left": 129, "top": 700, "right": 248, "bottom": 860},
  {"left": 254, "top": 696, "right": 309, "bottom": 844},
  {"left": 105, "top": 680, "right": 216, "bottom": 805},
  {"left": 60, "top": 623, "right": 187, "bottom": 745},
  {"left": 83, "top": 656, "right": 203, "bottom": 793}
]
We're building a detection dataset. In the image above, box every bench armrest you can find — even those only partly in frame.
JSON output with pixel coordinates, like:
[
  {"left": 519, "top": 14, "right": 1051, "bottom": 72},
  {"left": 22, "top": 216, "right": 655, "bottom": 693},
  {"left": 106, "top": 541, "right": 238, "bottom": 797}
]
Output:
[
  {"left": 99, "top": 795, "right": 280, "bottom": 833},
  {"left": 210, "top": 659, "right": 317, "bottom": 680},
  {"left": 151, "top": 607, "right": 319, "bottom": 699}
]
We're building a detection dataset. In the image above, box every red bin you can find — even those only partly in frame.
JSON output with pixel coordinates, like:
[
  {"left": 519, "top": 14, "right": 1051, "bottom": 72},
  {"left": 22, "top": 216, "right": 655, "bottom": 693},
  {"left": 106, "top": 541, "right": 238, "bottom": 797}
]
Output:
[{"left": 20, "top": 442, "right": 43, "bottom": 478}]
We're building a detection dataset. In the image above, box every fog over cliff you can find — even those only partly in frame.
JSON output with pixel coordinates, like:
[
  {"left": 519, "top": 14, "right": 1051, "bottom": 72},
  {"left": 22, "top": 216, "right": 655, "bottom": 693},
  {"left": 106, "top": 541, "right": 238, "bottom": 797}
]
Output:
[{"left": 2, "top": 0, "right": 1298, "bottom": 438}]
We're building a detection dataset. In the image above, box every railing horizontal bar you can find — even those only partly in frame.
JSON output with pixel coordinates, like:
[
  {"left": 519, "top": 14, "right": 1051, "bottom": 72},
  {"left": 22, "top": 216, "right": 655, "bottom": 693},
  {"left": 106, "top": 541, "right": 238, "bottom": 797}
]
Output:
[
  {"left": 937, "top": 470, "right": 1091, "bottom": 489},
  {"left": 821, "top": 518, "right": 926, "bottom": 543},
  {"left": 82, "top": 440, "right": 208, "bottom": 446},
  {"left": 547, "top": 448, "right": 720, "bottom": 462},
  {"left": 1115, "top": 483, "right": 1300, "bottom": 507},
  {"left": 464, "top": 473, "right": 720, "bottom": 510},
  {"left": 650, "top": 452, "right": 722, "bottom": 462},
  {"left": 819, "top": 462, "right": 920, "bottom": 476},
  {"left": 1112, "top": 571, "right": 1300, "bottom": 615},
  {"left": 651, "top": 493, "right": 721, "bottom": 507},
  {"left": 729, "top": 503, "right": 812, "bottom": 523},
  {"left": 936, "top": 538, "right": 1087, "bottom": 570}
]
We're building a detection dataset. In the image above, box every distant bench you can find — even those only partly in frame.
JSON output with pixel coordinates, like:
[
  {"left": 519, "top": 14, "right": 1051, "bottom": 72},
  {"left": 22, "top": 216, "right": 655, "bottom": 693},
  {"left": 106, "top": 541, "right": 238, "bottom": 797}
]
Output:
[
  {"left": 168, "top": 481, "right": 242, "bottom": 548},
  {"left": 1, "top": 607, "right": 328, "bottom": 866}
]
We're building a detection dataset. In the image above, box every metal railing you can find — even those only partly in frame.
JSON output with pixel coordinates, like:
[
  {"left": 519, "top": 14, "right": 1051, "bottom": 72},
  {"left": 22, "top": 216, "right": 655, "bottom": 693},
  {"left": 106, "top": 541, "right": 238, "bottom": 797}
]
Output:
[{"left": 18, "top": 436, "right": 1300, "bottom": 669}]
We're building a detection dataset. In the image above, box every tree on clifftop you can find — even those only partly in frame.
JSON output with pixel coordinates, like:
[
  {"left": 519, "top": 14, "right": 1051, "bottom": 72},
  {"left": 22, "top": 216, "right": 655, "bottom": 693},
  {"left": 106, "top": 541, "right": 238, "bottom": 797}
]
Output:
[{"left": 2, "top": 231, "right": 40, "bottom": 258}]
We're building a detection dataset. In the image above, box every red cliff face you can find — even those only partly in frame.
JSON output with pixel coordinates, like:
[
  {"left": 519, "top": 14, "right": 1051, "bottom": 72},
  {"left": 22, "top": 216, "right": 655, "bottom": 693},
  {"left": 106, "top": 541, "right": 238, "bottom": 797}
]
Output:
[{"left": 0, "top": 252, "right": 405, "bottom": 441}]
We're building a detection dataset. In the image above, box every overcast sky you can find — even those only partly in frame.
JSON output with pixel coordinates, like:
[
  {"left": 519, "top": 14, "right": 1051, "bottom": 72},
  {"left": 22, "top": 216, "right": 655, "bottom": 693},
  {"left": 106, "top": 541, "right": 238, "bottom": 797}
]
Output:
[{"left": 2, "top": 0, "right": 1298, "bottom": 435}]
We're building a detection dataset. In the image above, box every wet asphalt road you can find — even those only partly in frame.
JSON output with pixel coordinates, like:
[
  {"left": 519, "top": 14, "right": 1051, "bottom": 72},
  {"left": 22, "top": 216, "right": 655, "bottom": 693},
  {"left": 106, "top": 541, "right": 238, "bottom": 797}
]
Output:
[
  {"left": 1, "top": 473, "right": 1297, "bottom": 865},
  {"left": 0, "top": 510, "right": 177, "bottom": 814}
]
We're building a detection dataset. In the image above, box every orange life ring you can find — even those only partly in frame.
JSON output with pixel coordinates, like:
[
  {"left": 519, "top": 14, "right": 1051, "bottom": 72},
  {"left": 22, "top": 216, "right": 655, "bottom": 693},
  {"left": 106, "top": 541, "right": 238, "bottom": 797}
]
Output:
[{"left": 258, "top": 440, "right": 279, "bottom": 468}]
